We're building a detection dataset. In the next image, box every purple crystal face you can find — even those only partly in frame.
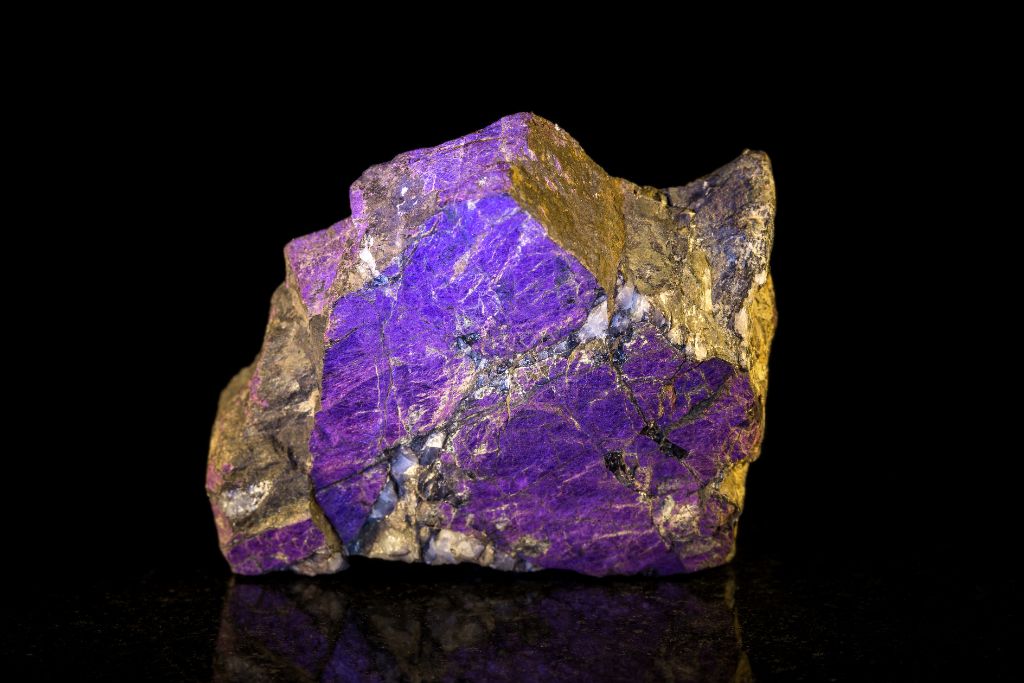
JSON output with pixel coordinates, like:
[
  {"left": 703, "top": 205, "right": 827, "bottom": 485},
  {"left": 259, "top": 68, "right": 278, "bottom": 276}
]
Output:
[{"left": 206, "top": 113, "right": 776, "bottom": 576}]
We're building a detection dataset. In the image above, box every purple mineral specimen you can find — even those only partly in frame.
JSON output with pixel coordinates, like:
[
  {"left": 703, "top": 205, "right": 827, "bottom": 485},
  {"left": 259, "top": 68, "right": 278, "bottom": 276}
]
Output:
[{"left": 207, "top": 113, "right": 776, "bottom": 576}]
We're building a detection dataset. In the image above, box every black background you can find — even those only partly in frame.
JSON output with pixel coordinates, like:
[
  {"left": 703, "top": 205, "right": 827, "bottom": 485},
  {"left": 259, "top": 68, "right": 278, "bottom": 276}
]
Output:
[{"left": 9, "top": 70, "right": 1014, "bottom": 679}]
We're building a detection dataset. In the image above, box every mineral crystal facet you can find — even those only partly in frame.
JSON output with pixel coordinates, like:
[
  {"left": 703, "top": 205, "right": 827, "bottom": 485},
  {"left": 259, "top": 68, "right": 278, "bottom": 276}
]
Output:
[{"left": 207, "top": 113, "right": 776, "bottom": 576}]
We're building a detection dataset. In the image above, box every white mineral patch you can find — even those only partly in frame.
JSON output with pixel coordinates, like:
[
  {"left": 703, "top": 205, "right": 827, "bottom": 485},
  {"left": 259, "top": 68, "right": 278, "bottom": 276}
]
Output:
[
  {"left": 424, "top": 529, "right": 486, "bottom": 564},
  {"left": 655, "top": 497, "right": 700, "bottom": 538},
  {"left": 615, "top": 280, "right": 651, "bottom": 322},
  {"left": 577, "top": 300, "right": 609, "bottom": 342},
  {"left": 668, "top": 325, "right": 684, "bottom": 347},
  {"left": 220, "top": 480, "right": 271, "bottom": 520},
  {"left": 426, "top": 431, "right": 446, "bottom": 450},
  {"left": 615, "top": 280, "right": 635, "bottom": 308},
  {"left": 734, "top": 306, "right": 750, "bottom": 340},
  {"left": 358, "top": 235, "right": 379, "bottom": 277}
]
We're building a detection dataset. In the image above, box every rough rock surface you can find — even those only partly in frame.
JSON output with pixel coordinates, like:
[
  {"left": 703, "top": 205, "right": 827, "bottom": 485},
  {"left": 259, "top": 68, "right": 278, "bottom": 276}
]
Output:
[{"left": 207, "top": 113, "right": 776, "bottom": 576}]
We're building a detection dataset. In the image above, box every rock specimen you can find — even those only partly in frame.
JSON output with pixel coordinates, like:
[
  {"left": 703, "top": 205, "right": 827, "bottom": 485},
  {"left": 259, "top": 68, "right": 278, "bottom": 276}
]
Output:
[{"left": 207, "top": 113, "right": 776, "bottom": 577}]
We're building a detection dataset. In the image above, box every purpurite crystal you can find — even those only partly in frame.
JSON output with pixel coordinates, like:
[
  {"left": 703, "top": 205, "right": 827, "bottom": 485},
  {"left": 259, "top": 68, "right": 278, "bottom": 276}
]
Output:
[{"left": 206, "top": 113, "right": 776, "bottom": 576}]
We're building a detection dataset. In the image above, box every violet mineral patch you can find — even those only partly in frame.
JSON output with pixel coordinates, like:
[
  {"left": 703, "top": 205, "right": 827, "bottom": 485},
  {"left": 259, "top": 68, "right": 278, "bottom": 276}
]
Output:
[{"left": 207, "top": 113, "right": 776, "bottom": 576}]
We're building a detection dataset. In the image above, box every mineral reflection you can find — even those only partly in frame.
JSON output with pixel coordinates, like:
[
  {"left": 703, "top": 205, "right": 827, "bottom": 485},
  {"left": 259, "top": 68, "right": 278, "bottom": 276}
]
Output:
[
  {"left": 207, "top": 113, "right": 776, "bottom": 577},
  {"left": 214, "top": 564, "right": 752, "bottom": 681}
]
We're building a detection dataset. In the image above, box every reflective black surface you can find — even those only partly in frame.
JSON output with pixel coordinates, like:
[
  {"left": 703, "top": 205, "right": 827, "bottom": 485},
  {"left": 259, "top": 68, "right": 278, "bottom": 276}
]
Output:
[
  {"left": 7, "top": 546, "right": 1014, "bottom": 681},
  {"left": 216, "top": 565, "right": 748, "bottom": 681}
]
